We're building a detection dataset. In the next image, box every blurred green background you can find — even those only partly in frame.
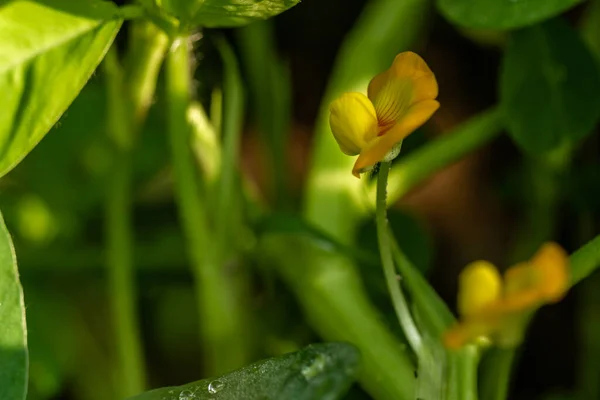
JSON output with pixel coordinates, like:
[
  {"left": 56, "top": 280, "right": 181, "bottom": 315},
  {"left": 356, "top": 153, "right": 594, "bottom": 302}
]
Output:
[{"left": 1, "top": 0, "right": 599, "bottom": 399}]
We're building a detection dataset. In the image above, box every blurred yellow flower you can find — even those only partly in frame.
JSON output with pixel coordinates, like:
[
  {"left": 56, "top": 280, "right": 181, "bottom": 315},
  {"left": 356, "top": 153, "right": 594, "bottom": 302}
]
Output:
[
  {"left": 443, "top": 242, "right": 569, "bottom": 349},
  {"left": 329, "top": 52, "right": 439, "bottom": 177}
]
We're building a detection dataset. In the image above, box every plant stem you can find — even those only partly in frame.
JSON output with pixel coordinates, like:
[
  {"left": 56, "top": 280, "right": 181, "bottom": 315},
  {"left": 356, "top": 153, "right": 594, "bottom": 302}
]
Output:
[
  {"left": 376, "top": 160, "right": 423, "bottom": 355},
  {"left": 166, "top": 38, "right": 249, "bottom": 375},
  {"left": 102, "top": 22, "right": 167, "bottom": 398},
  {"left": 479, "top": 348, "right": 516, "bottom": 400},
  {"left": 103, "top": 48, "right": 145, "bottom": 398},
  {"left": 262, "top": 236, "right": 416, "bottom": 400},
  {"left": 125, "top": 21, "right": 169, "bottom": 125},
  {"left": 570, "top": 234, "right": 600, "bottom": 286},
  {"left": 105, "top": 153, "right": 144, "bottom": 398}
]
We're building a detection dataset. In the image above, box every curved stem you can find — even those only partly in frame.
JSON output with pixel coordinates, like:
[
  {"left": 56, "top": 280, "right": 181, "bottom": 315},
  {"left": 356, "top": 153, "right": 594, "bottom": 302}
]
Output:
[{"left": 376, "top": 160, "right": 423, "bottom": 356}]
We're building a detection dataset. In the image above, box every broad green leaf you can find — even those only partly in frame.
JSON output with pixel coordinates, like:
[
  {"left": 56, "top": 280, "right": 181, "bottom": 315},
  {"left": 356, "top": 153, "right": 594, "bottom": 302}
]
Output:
[
  {"left": 0, "top": 210, "right": 28, "bottom": 400},
  {"left": 500, "top": 18, "right": 600, "bottom": 154},
  {"left": 0, "top": 0, "right": 122, "bottom": 178},
  {"left": 161, "top": 0, "right": 300, "bottom": 28},
  {"left": 128, "top": 342, "right": 360, "bottom": 400},
  {"left": 437, "top": 0, "right": 584, "bottom": 29}
]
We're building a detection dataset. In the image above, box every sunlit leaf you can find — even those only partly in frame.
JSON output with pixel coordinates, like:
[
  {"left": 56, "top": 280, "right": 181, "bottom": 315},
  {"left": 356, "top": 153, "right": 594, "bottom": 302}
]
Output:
[
  {"left": 0, "top": 210, "right": 28, "bottom": 400},
  {"left": 162, "top": 0, "right": 301, "bottom": 28},
  {"left": 0, "top": 0, "right": 122, "bottom": 177},
  {"left": 500, "top": 18, "right": 600, "bottom": 154},
  {"left": 437, "top": 0, "right": 584, "bottom": 29},
  {"left": 128, "top": 342, "right": 360, "bottom": 400}
]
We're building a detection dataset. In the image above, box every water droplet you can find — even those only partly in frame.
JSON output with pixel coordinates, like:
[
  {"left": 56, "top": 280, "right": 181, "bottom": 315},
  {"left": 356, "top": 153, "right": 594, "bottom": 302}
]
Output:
[
  {"left": 179, "top": 390, "right": 196, "bottom": 400},
  {"left": 301, "top": 354, "right": 327, "bottom": 380},
  {"left": 208, "top": 380, "right": 225, "bottom": 394}
]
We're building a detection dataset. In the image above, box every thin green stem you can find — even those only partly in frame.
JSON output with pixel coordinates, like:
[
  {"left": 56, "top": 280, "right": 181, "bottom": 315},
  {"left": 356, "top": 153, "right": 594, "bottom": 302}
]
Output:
[
  {"left": 479, "top": 348, "right": 516, "bottom": 400},
  {"left": 166, "top": 38, "right": 249, "bottom": 375},
  {"left": 105, "top": 155, "right": 144, "bottom": 398},
  {"left": 103, "top": 48, "right": 145, "bottom": 398},
  {"left": 376, "top": 160, "right": 423, "bottom": 356},
  {"left": 570, "top": 234, "right": 600, "bottom": 286},
  {"left": 262, "top": 236, "right": 416, "bottom": 400},
  {"left": 377, "top": 160, "right": 455, "bottom": 400},
  {"left": 214, "top": 37, "right": 244, "bottom": 257},
  {"left": 446, "top": 348, "right": 480, "bottom": 400},
  {"left": 102, "top": 23, "right": 167, "bottom": 398}
]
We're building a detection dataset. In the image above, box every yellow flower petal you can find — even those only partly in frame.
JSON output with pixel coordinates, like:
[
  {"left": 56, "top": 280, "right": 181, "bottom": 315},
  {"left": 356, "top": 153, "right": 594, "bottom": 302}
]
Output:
[
  {"left": 443, "top": 242, "right": 570, "bottom": 350},
  {"left": 329, "top": 92, "right": 378, "bottom": 156},
  {"left": 530, "top": 242, "right": 569, "bottom": 302},
  {"left": 352, "top": 99, "right": 439, "bottom": 177},
  {"left": 458, "top": 261, "right": 502, "bottom": 317},
  {"left": 368, "top": 51, "right": 438, "bottom": 130}
]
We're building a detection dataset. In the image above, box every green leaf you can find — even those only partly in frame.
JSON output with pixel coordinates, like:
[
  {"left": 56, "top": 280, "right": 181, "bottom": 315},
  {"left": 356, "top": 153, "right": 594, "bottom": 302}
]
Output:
[
  {"left": 127, "top": 342, "right": 360, "bottom": 400},
  {"left": 162, "top": 0, "right": 301, "bottom": 28},
  {"left": 0, "top": 210, "right": 28, "bottom": 400},
  {"left": 0, "top": 0, "right": 122, "bottom": 178},
  {"left": 436, "top": 0, "right": 584, "bottom": 29},
  {"left": 500, "top": 18, "right": 600, "bottom": 154}
]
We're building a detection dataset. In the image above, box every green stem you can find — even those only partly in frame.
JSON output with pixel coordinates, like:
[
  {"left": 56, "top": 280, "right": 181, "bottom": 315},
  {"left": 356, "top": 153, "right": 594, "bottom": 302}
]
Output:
[
  {"left": 102, "top": 22, "right": 167, "bottom": 398},
  {"left": 372, "top": 107, "right": 503, "bottom": 205},
  {"left": 571, "top": 234, "right": 600, "bottom": 286},
  {"left": 125, "top": 20, "right": 169, "bottom": 125},
  {"left": 166, "top": 38, "right": 249, "bottom": 375},
  {"left": 376, "top": 161, "right": 423, "bottom": 355},
  {"left": 105, "top": 154, "right": 144, "bottom": 398},
  {"left": 103, "top": 48, "right": 145, "bottom": 398},
  {"left": 448, "top": 348, "right": 480, "bottom": 400},
  {"left": 262, "top": 237, "right": 416, "bottom": 400},
  {"left": 214, "top": 37, "right": 244, "bottom": 256},
  {"left": 479, "top": 348, "right": 516, "bottom": 400},
  {"left": 388, "top": 235, "right": 479, "bottom": 400}
]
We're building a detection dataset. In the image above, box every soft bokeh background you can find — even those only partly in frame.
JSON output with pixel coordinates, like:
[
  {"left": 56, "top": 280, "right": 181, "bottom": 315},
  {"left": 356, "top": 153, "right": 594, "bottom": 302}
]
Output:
[{"left": 1, "top": 0, "right": 598, "bottom": 399}]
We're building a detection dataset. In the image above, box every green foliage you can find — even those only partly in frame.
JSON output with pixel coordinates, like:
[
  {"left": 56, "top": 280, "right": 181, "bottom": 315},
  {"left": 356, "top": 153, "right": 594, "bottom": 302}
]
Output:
[
  {"left": 437, "top": 0, "right": 584, "bottom": 29},
  {"left": 0, "top": 0, "right": 121, "bottom": 178},
  {"left": 160, "top": 0, "right": 301, "bottom": 28},
  {"left": 0, "top": 211, "right": 28, "bottom": 400},
  {"left": 500, "top": 18, "right": 600, "bottom": 154},
  {"left": 127, "top": 343, "right": 360, "bottom": 400},
  {"left": 3, "top": 0, "right": 600, "bottom": 399}
]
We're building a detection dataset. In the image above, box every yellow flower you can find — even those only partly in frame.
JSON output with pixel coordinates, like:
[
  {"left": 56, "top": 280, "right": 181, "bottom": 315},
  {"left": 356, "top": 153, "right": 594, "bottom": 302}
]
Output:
[
  {"left": 329, "top": 52, "right": 439, "bottom": 177},
  {"left": 443, "top": 242, "right": 569, "bottom": 349}
]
